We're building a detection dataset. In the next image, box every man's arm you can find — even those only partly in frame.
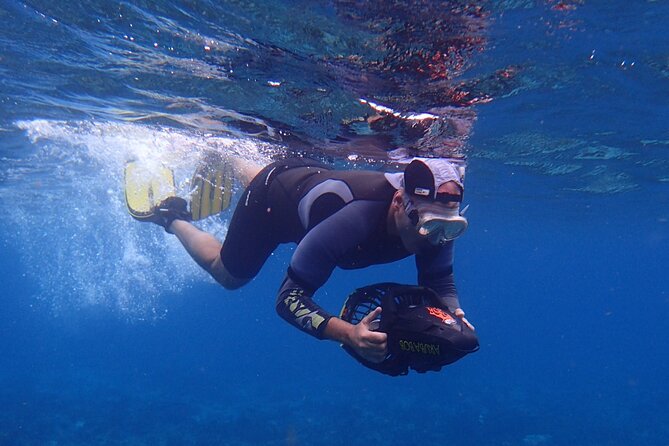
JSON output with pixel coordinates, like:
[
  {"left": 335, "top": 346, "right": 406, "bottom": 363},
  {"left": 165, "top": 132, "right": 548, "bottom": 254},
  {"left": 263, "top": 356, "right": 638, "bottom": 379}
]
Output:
[
  {"left": 275, "top": 200, "right": 390, "bottom": 362},
  {"left": 416, "top": 241, "right": 475, "bottom": 330},
  {"left": 276, "top": 274, "right": 387, "bottom": 363},
  {"left": 416, "top": 241, "right": 460, "bottom": 309}
]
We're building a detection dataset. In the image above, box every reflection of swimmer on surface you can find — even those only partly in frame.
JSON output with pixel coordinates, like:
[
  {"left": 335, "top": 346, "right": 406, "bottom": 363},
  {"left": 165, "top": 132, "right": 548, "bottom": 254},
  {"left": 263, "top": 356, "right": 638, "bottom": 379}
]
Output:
[
  {"left": 333, "top": 99, "right": 476, "bottom": 160},
  {"left": 142, "top": 155, "right": 474, "bottom": 364},
  {"left": 321, "top": 2, "right": 522, "bottom": 160}
]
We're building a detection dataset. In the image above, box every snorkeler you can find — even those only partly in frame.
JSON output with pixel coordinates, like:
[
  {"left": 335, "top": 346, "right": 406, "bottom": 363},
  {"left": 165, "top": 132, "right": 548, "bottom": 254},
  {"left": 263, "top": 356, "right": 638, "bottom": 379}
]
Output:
[{"left": 145, "top": 157, "right": 474, "bottom": 365}]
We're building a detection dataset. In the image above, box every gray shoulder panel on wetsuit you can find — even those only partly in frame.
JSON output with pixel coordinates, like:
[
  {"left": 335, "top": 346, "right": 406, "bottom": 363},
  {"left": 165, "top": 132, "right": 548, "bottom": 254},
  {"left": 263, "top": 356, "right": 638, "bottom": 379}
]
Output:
[{"left": 297, "top": 179, "right": 354, "bottom": 229}]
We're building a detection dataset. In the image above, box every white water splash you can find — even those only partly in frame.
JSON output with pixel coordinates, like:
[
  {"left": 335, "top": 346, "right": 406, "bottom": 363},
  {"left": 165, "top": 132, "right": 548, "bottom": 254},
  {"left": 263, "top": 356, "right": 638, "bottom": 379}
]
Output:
[{"left": 7, "top": 119, "right": 277, "bottom": 320}]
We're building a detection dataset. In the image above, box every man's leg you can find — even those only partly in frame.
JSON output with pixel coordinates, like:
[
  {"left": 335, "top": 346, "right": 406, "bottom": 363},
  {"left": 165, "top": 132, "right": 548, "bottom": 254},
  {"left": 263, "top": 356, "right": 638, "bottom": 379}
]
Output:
[
  {"left": 168, "top": 157, "right": 281, "bottom": 289},
  {"left": 169, "top": 219, "right": 249, "bottom": 289},
  {"left": 165, "top": 155, "right": 265, "bottom": 289},
  {"left": 229, "top": 156, "right": 264, "bottom": 188}
]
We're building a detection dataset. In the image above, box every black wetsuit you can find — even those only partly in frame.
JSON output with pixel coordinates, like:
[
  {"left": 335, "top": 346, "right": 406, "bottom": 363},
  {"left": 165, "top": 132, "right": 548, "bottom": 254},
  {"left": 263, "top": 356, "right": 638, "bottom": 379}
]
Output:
[{"left": 220, "top": 158, "right": 459, "bottom": 339}]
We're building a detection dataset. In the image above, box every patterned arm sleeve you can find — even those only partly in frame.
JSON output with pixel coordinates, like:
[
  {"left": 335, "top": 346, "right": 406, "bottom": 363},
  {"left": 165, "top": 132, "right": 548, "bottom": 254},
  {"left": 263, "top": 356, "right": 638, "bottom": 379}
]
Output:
[{"left": 275, "top": 273, "right": 332, "bottom": 339}]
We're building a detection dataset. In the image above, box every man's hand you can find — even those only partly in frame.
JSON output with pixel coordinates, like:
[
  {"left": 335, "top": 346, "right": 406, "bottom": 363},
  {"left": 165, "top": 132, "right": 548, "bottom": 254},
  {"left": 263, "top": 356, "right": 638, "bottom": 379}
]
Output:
[
  {"left": 454, "top": 308, "right": 475, "bottom": 331},
  {"left": 348, "top": 307, "right": 388, "bottom": 363}
]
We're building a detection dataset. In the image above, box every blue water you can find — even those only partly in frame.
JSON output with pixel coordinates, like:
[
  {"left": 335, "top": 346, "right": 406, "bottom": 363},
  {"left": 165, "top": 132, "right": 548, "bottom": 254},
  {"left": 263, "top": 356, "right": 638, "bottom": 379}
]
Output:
[{"left": 1, "top": 0, "right": 668, "bottom": 444}]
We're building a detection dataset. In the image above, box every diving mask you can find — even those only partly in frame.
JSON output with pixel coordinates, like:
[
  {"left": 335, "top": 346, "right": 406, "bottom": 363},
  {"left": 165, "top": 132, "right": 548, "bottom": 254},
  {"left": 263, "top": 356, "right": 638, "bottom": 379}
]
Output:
[
  {"left": 405, "top": 195, "right": 469, "bottom": 245},
  {"left": 418, "top": 206, "right": 468, "bottom": 245}
]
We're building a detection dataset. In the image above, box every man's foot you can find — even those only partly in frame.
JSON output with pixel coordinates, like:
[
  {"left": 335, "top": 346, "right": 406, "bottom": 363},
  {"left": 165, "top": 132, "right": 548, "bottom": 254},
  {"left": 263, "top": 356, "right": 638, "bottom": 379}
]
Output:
[{"left": 152, "top": 196, "right": 192, "bottom": 232}]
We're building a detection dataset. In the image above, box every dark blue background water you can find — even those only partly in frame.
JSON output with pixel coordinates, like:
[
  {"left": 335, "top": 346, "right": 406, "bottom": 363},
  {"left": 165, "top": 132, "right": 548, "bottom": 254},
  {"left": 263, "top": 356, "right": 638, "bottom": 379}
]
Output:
[{"left": 1, "top": 1, "right": 667, "bottom": 445}]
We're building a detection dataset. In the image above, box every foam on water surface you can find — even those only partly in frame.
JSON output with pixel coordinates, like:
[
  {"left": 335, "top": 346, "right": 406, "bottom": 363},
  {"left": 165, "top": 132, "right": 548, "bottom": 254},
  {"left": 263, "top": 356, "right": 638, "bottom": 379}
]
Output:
[{"left": 4, "top": 119, "right": 276, "bottom": 319}]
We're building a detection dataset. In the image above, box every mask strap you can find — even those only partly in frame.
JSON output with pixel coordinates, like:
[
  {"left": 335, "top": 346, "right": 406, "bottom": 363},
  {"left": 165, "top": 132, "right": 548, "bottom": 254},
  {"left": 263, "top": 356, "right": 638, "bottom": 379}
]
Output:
[
  {"left": 402, "top": 196, "right": 419, "bottom": 226},
  {"left": 435, "top": 192, "right": 463, "bottom": 204}
]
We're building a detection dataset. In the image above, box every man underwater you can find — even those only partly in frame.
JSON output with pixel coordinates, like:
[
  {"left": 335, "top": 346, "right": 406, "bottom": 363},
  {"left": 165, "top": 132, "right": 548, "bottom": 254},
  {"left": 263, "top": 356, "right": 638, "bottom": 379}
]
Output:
[{"left": 145, "top": 157, "right": 474, "bottom": 364}]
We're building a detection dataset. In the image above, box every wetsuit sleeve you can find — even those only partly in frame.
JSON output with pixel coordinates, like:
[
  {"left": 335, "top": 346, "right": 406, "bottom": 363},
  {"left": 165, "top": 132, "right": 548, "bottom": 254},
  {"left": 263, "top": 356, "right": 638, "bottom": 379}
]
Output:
[
  {"left": 415, "top": 241, "right": 461, "bottom": 311},
  {"left": 275, "top": 274, "right": 331, "bottom": 339},
  {"left": 290, "top": 200, "right": 384, "bottom": 291},
  {"left": 275, "top": 200, "right": 385, "bottom": 339}
]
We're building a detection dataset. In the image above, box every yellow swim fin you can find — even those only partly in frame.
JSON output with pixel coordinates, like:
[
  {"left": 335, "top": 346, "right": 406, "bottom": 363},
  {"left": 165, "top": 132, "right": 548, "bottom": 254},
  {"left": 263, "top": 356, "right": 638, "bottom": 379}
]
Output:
[
  {"left": 124, "top": 161, "right": 176, "bottom": 222},
  {"left": 190, "top": 159, "right": 234, "bottom": 221}
]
